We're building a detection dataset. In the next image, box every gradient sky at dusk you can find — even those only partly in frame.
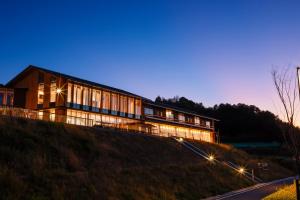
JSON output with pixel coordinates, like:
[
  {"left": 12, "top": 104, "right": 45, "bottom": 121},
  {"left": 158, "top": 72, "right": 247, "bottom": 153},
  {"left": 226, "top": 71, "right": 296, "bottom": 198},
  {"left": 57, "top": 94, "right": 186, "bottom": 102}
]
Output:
[{"left": 1, "top": 0, "right": 300, "bottom": 118}]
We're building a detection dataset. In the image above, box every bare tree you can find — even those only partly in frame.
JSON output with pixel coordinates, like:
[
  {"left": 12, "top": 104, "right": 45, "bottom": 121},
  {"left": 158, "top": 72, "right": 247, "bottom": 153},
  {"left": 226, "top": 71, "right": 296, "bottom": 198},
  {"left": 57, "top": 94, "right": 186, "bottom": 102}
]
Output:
[{"left": 272, "top": 67, "right": 300, "bottom": 199}]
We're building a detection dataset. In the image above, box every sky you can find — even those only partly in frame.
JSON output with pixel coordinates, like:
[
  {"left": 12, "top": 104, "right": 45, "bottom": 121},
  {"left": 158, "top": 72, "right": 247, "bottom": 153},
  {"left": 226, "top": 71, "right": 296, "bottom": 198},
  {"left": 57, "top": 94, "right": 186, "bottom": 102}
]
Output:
[{"left": 1, "top": 0, "right": 300, "bottom": 119}]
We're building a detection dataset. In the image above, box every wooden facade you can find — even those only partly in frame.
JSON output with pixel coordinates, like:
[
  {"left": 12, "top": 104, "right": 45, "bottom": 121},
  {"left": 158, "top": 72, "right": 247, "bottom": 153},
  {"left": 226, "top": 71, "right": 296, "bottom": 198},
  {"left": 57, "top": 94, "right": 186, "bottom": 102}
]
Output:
[{"left": 4, "top": 65, "right": 217, "bottom": 143}]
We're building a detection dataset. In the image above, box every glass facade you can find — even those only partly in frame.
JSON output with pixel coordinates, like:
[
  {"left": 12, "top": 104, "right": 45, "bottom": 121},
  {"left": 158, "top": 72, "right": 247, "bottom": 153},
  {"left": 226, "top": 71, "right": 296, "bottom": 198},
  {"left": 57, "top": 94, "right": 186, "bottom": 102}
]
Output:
[{"left": 61, "top": 82, "right": 215, "bottom": 142}]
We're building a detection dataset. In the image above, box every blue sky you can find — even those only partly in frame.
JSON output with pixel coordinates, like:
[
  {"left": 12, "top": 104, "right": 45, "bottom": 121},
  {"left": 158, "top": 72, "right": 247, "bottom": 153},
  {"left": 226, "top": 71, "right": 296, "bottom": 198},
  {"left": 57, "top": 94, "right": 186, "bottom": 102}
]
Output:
[{"left": 1, "top": 0, "right": 300, "bottom": 115}]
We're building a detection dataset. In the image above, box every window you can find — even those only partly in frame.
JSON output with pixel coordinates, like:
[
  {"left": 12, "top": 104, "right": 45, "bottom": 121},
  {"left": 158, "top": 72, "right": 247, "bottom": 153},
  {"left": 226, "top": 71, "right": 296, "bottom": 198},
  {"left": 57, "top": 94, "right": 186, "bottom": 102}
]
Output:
[
  {"left": 102, "top": 91, "right": 110, "bottom": 112},
  {"left": 50, "top": 77, "right": 56, "bottom": 103},
  {"left": 119, "top": 95, "right": 127, "bottom": 115},
  {"left": 128, "top": 97, "right": 134, "bottom": 114},
  {"left": 38, "top": 72, "right": 44, "bottom": 83},
  {"left": 7, "top": 94, "right": 13, "bottom": 106},
  {"left": 92, "top": 89, "right": 101, "bottom": 110},
  {"left": 73, "top": 85, "right": 82, "bottom": 105},
  {"left": 49, "top": 109, "right": 55, "bottom": 122},
  {"left": 178, "top": 114, "right": 185, "bottom": 122},
  {"left": 135, "top": 99, "right": 141, "bottom": 117},
  {"left": 82, "top": 87, "right": 90, "bottom": 106},
  {"left": 144, "top": 107, "right": 153, "bottom": 115},
  {"left": 206, "top": 121, "right": 211, "bottom": 128},
  {"left": 67, "top": 83, "right": 73, "bottom": 103},
  {"left": 0, "top": 93, "right": 3, "bottom": 105},
  {"left": 37, "top": 83, "right": 44, "bottom": 105},
  {"left": 195, "top": 117, "right": 200, "bottom": 125},
  {"left": 111, "top": 93, "right": 119, "bottom": 112},
  {"left": 166, "top": 110, "right": 174, "bottom": 120}
]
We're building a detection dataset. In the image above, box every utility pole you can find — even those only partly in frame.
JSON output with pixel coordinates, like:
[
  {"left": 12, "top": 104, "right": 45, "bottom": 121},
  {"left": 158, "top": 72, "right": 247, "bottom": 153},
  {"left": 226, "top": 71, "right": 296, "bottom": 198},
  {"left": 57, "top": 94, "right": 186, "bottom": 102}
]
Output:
[{"left": 295, "top": 67, "right": 300, "bottom": 200}]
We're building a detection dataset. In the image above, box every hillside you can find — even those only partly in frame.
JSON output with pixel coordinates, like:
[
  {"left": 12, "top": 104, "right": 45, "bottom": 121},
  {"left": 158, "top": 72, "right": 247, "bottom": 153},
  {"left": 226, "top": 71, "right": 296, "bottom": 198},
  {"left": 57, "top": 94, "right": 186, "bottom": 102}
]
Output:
[{"left": 0, "top": 117, "right": 293, "bottom": 200}]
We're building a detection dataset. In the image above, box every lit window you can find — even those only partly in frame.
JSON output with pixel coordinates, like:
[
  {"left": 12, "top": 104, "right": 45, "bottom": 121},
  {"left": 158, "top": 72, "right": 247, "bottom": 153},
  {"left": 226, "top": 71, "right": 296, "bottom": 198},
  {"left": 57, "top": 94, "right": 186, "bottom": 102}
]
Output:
[
  {"left": 135, "top": 99, "right": 141, "bottom": 116},
  {"left": 128, "top": 97, "right": 134, "bottom": 114},
  {"left": 67, "top": 83, "right": 73, "bottom": 103},
  {"left": 111, "top": 93, "right": 119, "bottom": 111},
  {"left": 82, "top": 87, "right": 90, "bottom": 106},
  {"left": 206, "top": 121, "right": 211, "bottom": 128},
  {"left": 166, "top": 110, "right": 174, "bottom": 120},
  {"left": 120, "top": 95, "right": 127, "bottom": 114},
  {"left": 50, "top": 77, "right": 56, "bottom": 103},
  {"left": 102, "top": 91, "right": 110, "bottom": 111},
  {"left": 37, "top": 83, "right": 44, "bottom": 105},
  {"left": 49, "top": 109, "right": 55, "bottom": 121},
  {"left": 178, "top": 114, "right": 185, "bottom": 122},
  {"left": 195, "top": 117, "right": 200, "bottom": 125},
  {"left": 73, "top": 85, "right": 82, "bottom": 105},
  {"left": 92, "top": 89, "right": 101, "bottom": 109}
]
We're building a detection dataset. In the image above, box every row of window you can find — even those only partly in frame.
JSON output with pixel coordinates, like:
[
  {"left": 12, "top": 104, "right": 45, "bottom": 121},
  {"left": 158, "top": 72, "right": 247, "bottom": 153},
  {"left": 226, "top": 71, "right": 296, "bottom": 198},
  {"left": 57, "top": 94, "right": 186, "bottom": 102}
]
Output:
[
  {"left": 67, "top": 83, "right": 142, "bottom": 116},
  {"left": 148, "top": 122, "right": 212, "bottom": 142},
  {"left": 145, "top": 107, "right": 212, "bottom": 128}
]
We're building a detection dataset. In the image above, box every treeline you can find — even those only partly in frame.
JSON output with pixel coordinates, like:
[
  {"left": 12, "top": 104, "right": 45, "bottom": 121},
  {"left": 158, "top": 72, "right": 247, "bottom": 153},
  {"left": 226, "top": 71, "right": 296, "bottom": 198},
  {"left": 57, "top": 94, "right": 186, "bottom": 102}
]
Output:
[{"left": 155, "top": 96, "right": 285, "bottom": 143}]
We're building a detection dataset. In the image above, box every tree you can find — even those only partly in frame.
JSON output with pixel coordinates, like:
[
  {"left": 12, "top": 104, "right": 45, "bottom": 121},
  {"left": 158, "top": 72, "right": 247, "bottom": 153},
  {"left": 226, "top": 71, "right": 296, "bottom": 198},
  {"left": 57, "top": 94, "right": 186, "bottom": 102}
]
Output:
[{"left": 272, "top": 67, "right": 300, "bottom": 199}]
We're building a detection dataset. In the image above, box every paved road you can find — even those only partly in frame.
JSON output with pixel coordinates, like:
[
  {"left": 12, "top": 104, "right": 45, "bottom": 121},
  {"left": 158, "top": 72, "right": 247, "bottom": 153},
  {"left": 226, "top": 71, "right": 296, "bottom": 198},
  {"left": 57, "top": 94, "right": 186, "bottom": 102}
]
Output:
[{"left": 204, "top": 177, "right": 294, "bottom": 200}]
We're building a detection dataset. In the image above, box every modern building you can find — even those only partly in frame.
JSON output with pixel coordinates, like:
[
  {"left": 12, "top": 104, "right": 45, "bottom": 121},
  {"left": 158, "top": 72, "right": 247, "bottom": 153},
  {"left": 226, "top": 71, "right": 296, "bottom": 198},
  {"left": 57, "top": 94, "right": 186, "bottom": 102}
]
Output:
[{"left": 1, "top": 65, "right": 217, "bottom": 142}]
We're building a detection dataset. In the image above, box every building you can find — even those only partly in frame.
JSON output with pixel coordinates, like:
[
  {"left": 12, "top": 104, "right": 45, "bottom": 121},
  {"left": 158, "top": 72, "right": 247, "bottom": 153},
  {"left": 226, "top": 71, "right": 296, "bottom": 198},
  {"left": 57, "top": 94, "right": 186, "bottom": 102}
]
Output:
[{"left": 3, "top": 65, "right": 217, "bottom": 142}]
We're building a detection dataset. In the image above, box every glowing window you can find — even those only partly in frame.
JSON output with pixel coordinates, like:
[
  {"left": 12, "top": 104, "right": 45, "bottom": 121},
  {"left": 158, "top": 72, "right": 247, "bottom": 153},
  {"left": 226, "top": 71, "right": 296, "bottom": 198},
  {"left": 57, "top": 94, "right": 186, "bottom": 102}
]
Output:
[
  {"left": 166, "top": 110, "right": 174, "bottom": 120},
  {"left": 111, "top": 93, "right": 119, "bottom": 111},
  {"left": 128, "top": 97, "right": 134, "bottom": 114},
  {"left": 37, "top": 83, "right": 44, "bottom": 104},
  {"left": 67, "top": 83, "right": 73, "bottom": 103},
  {"left": 120, "top": 95, "right": 127, "bottom": 113},
  {"left": 135, "top": 99, "right": 141, "bottom": 116},
  {"left": 195, "top": 117, "right": 200, "bottom": 125},
  {"left": 102, "top": 91, "right": 110, "bottom": 110},
  {"left": 50, "top": 78, "right": 56, "bottom": 103},
  {"left": 178, "top": 114, "right": 185, "bottom": 122}
]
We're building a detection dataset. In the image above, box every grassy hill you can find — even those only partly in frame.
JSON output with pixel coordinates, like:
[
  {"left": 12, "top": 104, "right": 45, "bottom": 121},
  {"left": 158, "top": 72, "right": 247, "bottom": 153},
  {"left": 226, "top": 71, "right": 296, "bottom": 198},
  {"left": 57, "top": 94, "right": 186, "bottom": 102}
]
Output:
[{"left": 0, "top": 117, "right": 293, "bottom": 200}]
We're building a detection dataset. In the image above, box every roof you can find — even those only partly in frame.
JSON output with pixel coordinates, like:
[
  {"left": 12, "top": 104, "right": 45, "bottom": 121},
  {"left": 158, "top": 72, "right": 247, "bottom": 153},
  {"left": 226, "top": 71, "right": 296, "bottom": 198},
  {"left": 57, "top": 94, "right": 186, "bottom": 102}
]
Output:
[{"left": 6, "top": 65, "right": 147, "bottom": 99}]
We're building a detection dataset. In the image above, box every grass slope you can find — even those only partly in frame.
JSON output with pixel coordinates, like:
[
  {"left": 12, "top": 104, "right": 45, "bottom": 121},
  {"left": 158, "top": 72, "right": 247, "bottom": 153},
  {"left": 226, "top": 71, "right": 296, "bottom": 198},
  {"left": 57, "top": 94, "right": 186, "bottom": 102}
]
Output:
[
  {"left": 0, "top": 117, "right": 293, "bottom": 200},
  {"left": 263, "top": 184, "right": 295, "bottom": 200}
]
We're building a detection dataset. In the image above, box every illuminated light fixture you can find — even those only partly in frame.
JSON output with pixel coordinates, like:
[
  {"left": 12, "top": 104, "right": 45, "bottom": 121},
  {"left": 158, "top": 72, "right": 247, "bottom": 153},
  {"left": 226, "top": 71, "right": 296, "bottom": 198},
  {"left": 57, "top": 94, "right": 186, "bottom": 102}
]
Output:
[
  {"left": 238, "top": 167, "right": 245, "bottom": 174},
  {"left": 208, "top": 154, "right": 215, "bottom": 162},
  {"left": 56, "top": 88, "right": 62, "bottom": 94},
  {"left": 178, "top": 138, "right": 183, "bottom": 142}
]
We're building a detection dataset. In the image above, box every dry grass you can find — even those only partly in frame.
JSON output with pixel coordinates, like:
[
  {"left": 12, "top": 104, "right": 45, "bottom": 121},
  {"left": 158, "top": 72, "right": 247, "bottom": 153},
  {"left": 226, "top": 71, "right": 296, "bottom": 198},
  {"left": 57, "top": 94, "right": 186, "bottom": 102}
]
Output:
[
  {"left": 0, "top": 117, "right": 294, "bottom": 200},
  {"left": 263, "top": 184, "right": 296, "bottom": 200}
]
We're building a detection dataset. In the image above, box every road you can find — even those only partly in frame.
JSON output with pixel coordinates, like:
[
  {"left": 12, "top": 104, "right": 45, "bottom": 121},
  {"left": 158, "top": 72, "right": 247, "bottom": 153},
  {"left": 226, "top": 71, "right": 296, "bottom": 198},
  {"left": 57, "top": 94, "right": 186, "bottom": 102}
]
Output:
[{"left": 204, "top": 177, "right": 294, "bottom": 200}]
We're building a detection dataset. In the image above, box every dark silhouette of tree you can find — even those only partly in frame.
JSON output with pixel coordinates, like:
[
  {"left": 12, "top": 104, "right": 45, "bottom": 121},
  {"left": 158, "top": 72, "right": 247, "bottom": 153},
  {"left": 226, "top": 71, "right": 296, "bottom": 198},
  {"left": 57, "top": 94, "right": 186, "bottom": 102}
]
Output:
[{"left": 272, "top": 67, "right": 300, "bottom": 199}]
